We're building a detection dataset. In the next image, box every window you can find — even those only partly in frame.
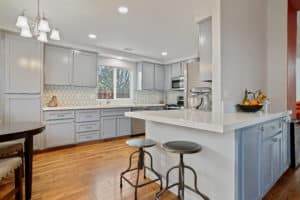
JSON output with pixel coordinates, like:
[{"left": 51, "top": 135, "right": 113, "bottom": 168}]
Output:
[{"left": 97, "top": 66, "right": 131, "bottom": 99}]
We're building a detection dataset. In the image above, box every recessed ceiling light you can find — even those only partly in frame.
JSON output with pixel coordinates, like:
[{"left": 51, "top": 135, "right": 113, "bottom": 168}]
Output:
[
  {"left": 118, "top": 6, "right": 128, "bottom": 14},
  {"left": 162, "top": 52, "right": 168, "bottom": 56},
  {"left": 88, "top": 34, "right": 97, "bottom": 39},
  {"left": 117, "top": 56, "right": 123, "bottom": 60}
]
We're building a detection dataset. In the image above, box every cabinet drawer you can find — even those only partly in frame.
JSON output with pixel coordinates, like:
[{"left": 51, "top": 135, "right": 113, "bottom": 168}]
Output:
[
  {"left": 44, "top": 111, "right": 75, "bottom": 121},
  {"left": 101, "top": 108, "right": 131, "bottom": 116},
  {"left": 263, "top": 120, "right": 283, "bottom": 139},
  {"left": 76, "top": 131, "right": 100, "bottom": 143},
  {"left": 75, "top": 122, "right": 100, "bottom": 133},
  {"left": 75, "top": 110, "right": 100, "bottom": 122}
]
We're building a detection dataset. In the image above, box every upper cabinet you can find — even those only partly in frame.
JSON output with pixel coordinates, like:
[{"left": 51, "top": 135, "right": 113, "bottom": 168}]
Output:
[
  {"left": 164, "top": 65, "right": 172, "bottom": 91},
  {"left": 5, "top": 34, "right": 42, "bottom": 93},
  {"left": 44, "top": 45, "right": 73, "bottom": 85},
  {"left": 73, "top": 51, "right": 97, "bottom": 87},
  {"left": 171, "top": 62, "right": 183, "bottom": 78},
  {"left": 154, "top": 64, "right": 165, "bottom": 91},
  {"left": 44, "top": 45, "right": 97, "bottom": 87},
  {"left": 137, "top": 62, "right": 154, "bottom": 90},
  {"left": 199, "top": 17, "right": 212, "bottom": 65}
]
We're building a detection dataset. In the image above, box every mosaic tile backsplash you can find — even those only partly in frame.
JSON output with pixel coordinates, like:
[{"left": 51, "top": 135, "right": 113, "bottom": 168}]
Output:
[{"left": 43, "top": 85, "right": 165, "bottom": 107}]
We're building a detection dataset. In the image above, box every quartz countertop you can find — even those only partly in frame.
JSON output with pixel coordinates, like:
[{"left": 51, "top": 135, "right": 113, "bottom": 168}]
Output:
[
  {"left": 43, "top": 104, "right": 165, "bottom": 111},
  {"left": 125, "top": 109, "right": 291, "bottom": 133}
]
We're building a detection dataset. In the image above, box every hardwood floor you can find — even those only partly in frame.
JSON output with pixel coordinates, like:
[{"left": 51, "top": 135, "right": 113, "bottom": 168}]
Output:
[
  {"left": 1, "top": 136, "right": 300, "bottom": 200},
  {"left": 31, "top": 137, "right": 177, "bottom": 200}
]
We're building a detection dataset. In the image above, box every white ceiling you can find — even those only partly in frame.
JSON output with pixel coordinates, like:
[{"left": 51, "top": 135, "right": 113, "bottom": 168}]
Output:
[{"left": 0, "top": 0, "right": 212, "bottom": 63}]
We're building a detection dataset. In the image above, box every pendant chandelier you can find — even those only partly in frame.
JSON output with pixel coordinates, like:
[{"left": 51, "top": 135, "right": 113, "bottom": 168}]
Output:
[{"left": 15, "top": 0, "right": 60, "bottom": 42}]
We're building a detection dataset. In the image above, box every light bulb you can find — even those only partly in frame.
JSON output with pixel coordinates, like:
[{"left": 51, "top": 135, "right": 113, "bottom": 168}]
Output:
[
  {"left": 37, "top": 32, "right": 48, "bottom": 42},
  {"left": 20, "top": 28, "right": 32, "bottom": 38},
  {"left": 50, "top": 29, "right": 60, "bottom": 40},
  {"left": 16, "top": 15, "right": 29, "bottom": 29},
  {"left": 38, "top": 19, "right": 50, "bottom": 32}
]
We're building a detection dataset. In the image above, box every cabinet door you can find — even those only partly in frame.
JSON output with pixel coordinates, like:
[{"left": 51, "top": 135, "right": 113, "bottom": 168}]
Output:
[
  {"left": 154, "top": 64, "right": 165, "bottom": 91},
  {"left": 4, "top": 94, "right": 41, "bottom": 122},
  {"left": 171, "top": 62, "right": 182, "bottom": 78},
  {"left": 272, "top": 133, "right": 283, "bottom": 182},
  {"left": 5, "top": 34, "right": 42, "bottom": 93},
  {"left": 282, "top": 119, "right": 290, "bottom": 172},
  {"left": 262, "top": 137, "right": 273, "bottom": 195},
  {"left": 44, "top": 45, "right": 73, "bottom": 85},
  {"left": 117, "top": 116, "right": 131, "bottom": 136},
  {"left": 45, "top": 119, "right": 75, "bottom": 148},
  {"left": 164, "top": 65, "right": 172, "bottom": 90},
  {"left": 73, "top": 51, "right": 97, "bottom": 87},
  {"left": 101, "top": 116, "right": 117, "bottom": 139},
  {"left": 199, "top": 17, "right": 212, "bottom": 65},
  {"left": 238, "top": 125, "right": 261, "bottom": 200},
  {"left": 142, "top": 63, "right": 155, "bottom": 90}
]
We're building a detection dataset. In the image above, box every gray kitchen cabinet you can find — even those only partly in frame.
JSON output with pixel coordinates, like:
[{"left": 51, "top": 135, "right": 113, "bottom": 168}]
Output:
[
  {"left": 101, "top": 116, "right": 118, "bottom": 139},
  {"left": 73, "top": 50, "right": 97, "bottom": 87},
  {"left": 44, "top": 45, "right": 73, "bottom": 85},
  {"left": 238, "top": 118, "right": 289, "bottom": 200},
  {"left": 137, "top": 62, "right": 155, "bottom": 90},
  {"left": 45, "top": 119, "right": 75, "bottom": 148},
  {"left": 171, "top": 62, "right": 183, "bottom": 78},
  {"left": 164, "top": 65, "right": 172, "bottom": 90},
  {"left": 238, "top": 125, "right": 261, "bottom": 200},
  {"left": 5, "top": 34, "right": 42, "bottom": 93},
  {"left": 117, "top": 116, "right": 132, "bottom": 136},
  {"left": 154, "top": 64, "right": 165, "bottom": 91}
]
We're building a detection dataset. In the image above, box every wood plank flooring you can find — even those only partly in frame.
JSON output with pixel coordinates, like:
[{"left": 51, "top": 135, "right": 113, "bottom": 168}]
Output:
[{"left": 1, "top": 136, "right": 300, "bottom": 200}]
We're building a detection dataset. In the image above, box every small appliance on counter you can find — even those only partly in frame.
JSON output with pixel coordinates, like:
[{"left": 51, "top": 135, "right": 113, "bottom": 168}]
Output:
[{"left": 188, "top": 87, "right": 212, "bottom": 111}]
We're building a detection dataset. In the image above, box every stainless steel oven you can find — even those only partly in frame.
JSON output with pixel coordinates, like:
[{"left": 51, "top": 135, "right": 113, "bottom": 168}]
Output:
[{"left": 171, "top": 76, "right": 184, "bottom": 90}]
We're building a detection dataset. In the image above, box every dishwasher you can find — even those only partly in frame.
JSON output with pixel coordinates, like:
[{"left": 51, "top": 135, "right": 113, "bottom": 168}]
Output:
[
  {"left": 131, "top": 107, "right": 146, "bottom": 135},
  {"left": 131, "top": 106, "right": 164, "bottom": 135}
]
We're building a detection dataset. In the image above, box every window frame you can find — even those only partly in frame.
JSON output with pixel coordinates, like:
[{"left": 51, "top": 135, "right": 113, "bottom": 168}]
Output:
[{"left": 96, "top": 65, "right": 133, "bottom": 100}]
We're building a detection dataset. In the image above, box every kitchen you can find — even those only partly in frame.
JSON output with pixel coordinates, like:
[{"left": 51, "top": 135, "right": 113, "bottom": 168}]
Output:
[{"left": 0, "top": 0, "right": 297, "bottom": 200}]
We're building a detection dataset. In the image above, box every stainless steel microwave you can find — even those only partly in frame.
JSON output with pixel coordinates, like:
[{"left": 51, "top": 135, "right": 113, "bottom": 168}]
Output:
[{"left": 171, "top": 76, "right": 184, "bottom": 90}]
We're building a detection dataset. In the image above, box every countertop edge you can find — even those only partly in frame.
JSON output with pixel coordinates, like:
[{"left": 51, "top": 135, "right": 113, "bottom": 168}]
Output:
[{"left": 43, "top": 104, "right": 166, "bottom": 111}]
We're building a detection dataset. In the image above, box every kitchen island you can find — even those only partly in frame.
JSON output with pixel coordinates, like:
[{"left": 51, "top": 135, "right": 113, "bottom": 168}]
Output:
[{"left": 125, "top": 110, "right": 291, "bottom": 200}]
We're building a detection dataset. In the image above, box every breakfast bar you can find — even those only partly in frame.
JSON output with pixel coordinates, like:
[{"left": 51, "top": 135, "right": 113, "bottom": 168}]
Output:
[{"left": 125, "top": 110, "right": 291, "bottom": 200}]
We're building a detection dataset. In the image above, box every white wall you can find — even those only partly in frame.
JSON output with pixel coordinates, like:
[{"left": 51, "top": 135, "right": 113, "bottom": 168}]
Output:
[
  {"left": 266, "top": 0, "right": 288, "bottom": 112},
  {"left": 220, "top": 0, "right": 267, "bottom": 112}
]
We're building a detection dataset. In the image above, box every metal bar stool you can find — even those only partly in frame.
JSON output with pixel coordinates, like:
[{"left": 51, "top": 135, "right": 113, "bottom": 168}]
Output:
[
  {"left": 155, "top": 141, "right": 209, "bottom": 200},
  {"left": 120, "top": 138, "right": 162, "bottom": 200}
]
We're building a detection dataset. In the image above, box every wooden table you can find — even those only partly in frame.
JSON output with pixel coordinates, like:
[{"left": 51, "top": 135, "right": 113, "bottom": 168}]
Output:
[{"left": 0, "top": 122, "right": 45, "bottom": 200}]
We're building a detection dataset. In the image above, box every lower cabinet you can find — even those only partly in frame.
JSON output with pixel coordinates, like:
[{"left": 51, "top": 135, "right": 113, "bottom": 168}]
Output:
[
  {"left": 101, "top": 116, "right": 118, "bottom": 139},
  {"left": 45, "top": 119, "right": 75, "bottom": 148},
  {"left": 101, "top": 115, "right": 131, "bottom": 138},
  {"left": 238, "top": 118, "right": 290, "bottom": 200}
]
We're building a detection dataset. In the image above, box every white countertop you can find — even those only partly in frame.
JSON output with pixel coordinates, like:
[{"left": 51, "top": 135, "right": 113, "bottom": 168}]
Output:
[
  {"left": 43, "top": 104, "right": 165, "bottom": 111},
  {"left": 125, "top": 109, "right": 291, "bottom": 133}
]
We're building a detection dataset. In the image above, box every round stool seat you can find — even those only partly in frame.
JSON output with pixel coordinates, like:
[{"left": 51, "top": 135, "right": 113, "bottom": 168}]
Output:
[
  {"left": 162, "top": 141, "right": 202, "bottom": 154},
  {"left": 126, "top": 138, "right": 157, "bottom": 148}
]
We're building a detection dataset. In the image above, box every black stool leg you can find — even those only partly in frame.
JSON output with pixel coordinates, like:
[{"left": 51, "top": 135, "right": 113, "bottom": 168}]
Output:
[
  {"left": 155, "top": 166, "right": 179, "bottom": 199},
  {"left": 178, "top": 154, "right": 185, "bottom": 200},
  {"left": 185, "top": 165, "right": 209, "bottom": 200},
  {"left": 120, "top": 150, "right": 139, "bottom": 188}
]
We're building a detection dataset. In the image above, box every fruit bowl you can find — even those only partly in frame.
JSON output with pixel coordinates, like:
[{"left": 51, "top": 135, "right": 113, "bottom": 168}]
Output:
[{"left": 237, "top": 104, "right": 263, "bottom": 112}]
